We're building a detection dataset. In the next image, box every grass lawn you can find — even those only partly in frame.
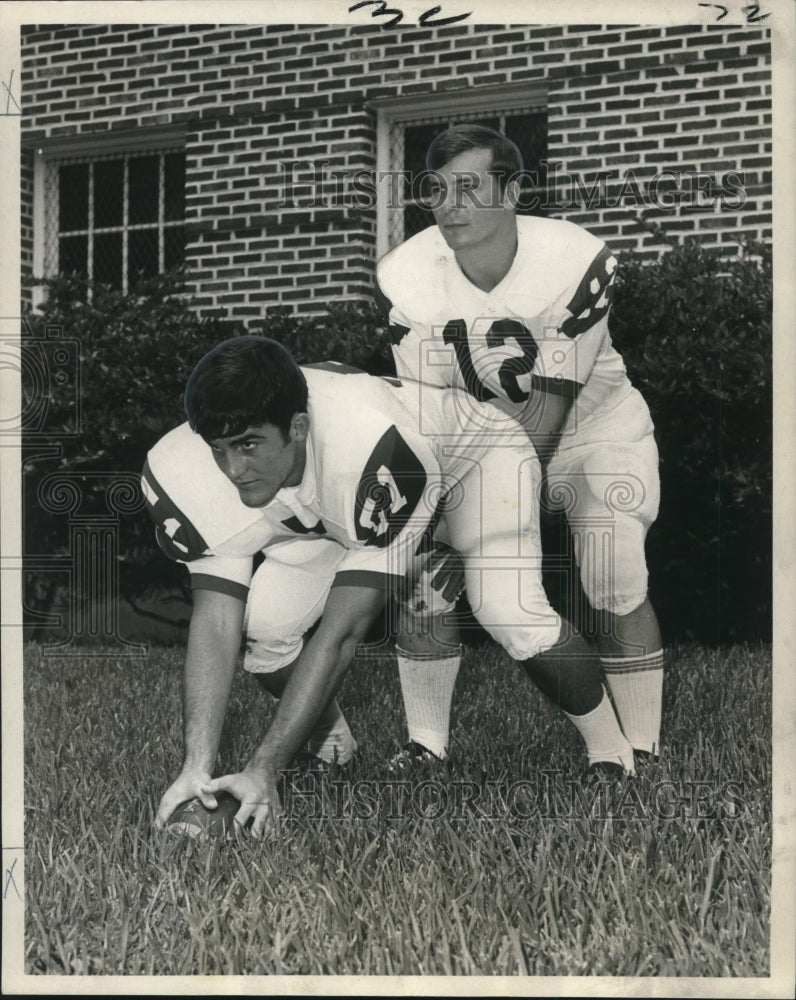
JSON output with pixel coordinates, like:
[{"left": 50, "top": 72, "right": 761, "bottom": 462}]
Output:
[{"left": 21, "top": 639, "right": 771, "bottom": 977}]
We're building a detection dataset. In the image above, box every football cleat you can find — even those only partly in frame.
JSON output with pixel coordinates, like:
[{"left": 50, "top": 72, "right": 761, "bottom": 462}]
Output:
[
  {"left": 290, "top": 747, "right": 358, "bottom": 772},
  {"left": 388, "top": 740, "right": 446, "bottom": 772},
  {"left": 306, "top": 733, "right": 358, "bottom": 767},
  {"left": 584, "top": 760, "right": 632, "bottom": 781},
  {"left": 291, "top": 749, "right": 333, "bottom": 772}
]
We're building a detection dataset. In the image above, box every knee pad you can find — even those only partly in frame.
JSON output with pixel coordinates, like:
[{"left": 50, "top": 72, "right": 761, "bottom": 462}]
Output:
[
  {"left": 243, "top": 539, "right": 342, "bottom": 673},
  {"left": 573, "top": 516, "right": 649, "bottom": 615},
  {"left": 477, "top": 616, "right": 563, "bottom": 662},
  {"left": 244, "top": 633, "right": 305, "bottom": 675},
  {"left": 468, "top": 574, "right": 562, "bottom": 661}
]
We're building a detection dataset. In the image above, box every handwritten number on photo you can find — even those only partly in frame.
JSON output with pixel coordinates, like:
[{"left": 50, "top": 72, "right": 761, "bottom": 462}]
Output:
[
  {"left": 698, "top": 3, "right": 729, "bottom": 20},
  {"left": 742, "top": 2, "right": 771, "bottom": 22},
  {"left": 418, "top": 4, "right": 472, "bottom": 26},
  {"left": 698, "top": 1, "right": 771, "bottom": 21},
  {"left": 348, "top": 1, "right": 471, "bottom": 28},
  {"left": 349, "top": 0, "right": 404, "bottom": 27}
]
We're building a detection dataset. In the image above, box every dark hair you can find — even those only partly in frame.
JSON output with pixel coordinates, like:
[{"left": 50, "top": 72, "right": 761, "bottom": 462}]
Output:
[
  {"left": 426, "top": 124, "right": 524, "bottom": 193},
  {"left": 184, "top": 336, "right": 308, "bottom": 441}
]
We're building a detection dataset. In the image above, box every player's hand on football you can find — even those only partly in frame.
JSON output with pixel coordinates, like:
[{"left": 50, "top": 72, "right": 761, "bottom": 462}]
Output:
[
  {"left": 155, "top": 767, "right": 216, "bottom": 828},
  {"left": 202, "top": 768, "right": 282, "bottom": 839},
  {"left": 426, "top": 543, "right": 465, "bottom": 605}
]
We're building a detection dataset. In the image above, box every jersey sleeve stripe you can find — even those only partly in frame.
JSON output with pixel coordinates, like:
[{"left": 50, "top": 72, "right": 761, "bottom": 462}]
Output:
[
  {"left": 331, "top": 569, "right": 404, "bottom": 592},
  {"left": 189, "top": 574, "right": 249, "bottom": 602},
  {"left": 354, "top": 424, "right": 430, "bottom": 548},
  {"left": 303, "top": 361, "right": 365, "bottom": 375},
  {"left": 141, "top": 458, "right": 209, "bottom": 562},
  {"left": 373, "top": 276, "right": 392, "bottom": 316},
  {"left": 532, "top": 374, "right": 584, "bottom": 399},
  {"left": 560, "top": 244, "right": 617, "bottom": 340},
  {"left": 375, "top": 275, "right": 411, "bottom": 346}
]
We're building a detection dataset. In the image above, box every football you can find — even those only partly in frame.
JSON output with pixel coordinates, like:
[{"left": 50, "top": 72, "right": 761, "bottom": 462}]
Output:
[{"left": 167, "top": 792, "right": 243, "bottom": 839}]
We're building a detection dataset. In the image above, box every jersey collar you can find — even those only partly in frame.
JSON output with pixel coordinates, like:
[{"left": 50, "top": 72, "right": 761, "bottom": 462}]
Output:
[
  {"left": 273, "top": 433, "right": 317, "bottom": 507},
  {"left": 442, "top": 221, "right": 522, "bottom": 298}
]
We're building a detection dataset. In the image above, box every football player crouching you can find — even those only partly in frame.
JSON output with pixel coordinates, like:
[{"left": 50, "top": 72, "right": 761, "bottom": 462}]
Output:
[{"left": 144, "top": 336, "right": 634, "bottom": 838}]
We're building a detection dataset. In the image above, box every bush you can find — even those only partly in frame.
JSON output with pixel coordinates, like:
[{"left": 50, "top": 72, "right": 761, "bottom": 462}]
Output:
[
  {"left": 22, "top": 271, "right": 246, "bottom": 626},
  {"left": 23, "top": 239, "right": 772, "bottom": 645},
  {"left": 610, "top": 237, "right": 772, "bottom": 642},
  {"left": 21, "top": 274, "right": 395, "bottom": 634},
  {"left": 253, "top": 299, "right": 394, "bottom": 375}
]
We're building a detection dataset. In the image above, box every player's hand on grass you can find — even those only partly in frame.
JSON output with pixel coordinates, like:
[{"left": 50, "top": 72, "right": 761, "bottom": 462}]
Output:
[
  {"left": 155, "top": 767, "right": 215, "bottom": 828},
  {"left": 203, "top": 768, "right": 282, "bottom": 839}
]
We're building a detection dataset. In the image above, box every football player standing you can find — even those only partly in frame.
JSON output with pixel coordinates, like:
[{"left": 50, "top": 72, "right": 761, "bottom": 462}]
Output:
[
  {"left": 377, "top": 124, "right": 664, "bottom": 771},
  {"left": 145, "top": 337, "right": 636, "bottom": 837}
]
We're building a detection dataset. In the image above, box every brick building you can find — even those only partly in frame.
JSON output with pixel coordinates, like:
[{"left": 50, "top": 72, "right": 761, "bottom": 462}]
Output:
[{"left": 20, "top": 22, "right": 772, "bottom": 319}]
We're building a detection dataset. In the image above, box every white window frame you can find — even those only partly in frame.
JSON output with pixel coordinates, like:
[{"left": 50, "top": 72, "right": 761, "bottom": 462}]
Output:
[
  {"left": 370, "top": 83, "right": 548, "bottom": 259},
  {"left": 31, "top": 126, "right": 186, "bottom": 309}
]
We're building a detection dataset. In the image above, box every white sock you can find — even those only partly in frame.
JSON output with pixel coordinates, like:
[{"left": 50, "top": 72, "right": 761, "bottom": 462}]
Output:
[
  {"left": 306, "top": 699, "right": 358, "bottom": 764},
  {"left": 396, "top": 647, "right": 461, "bottom": 759},
  {"left": 602, "top": 650, "right": 664, "bottom": 755},
  {"left": 564, "top": 688, "right": 636, "bottom": 774}
]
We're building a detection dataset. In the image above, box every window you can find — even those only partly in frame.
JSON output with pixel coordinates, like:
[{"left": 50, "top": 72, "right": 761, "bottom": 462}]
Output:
[
  {"left": 372, "top": 85, "right": 548, "bottom": 257},
  {"left": 35, "top": 128, "right": 186, "bottom": 296}
]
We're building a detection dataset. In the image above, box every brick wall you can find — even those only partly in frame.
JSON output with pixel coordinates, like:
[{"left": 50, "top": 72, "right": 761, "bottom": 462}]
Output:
[
  {"left": 20, "top": 22, "right": 772, "bottom": 318},
  {"left": 20, "top": 149, "right": 34, "bottom": 282},
  {"left": 543, "top": 25, "right": 772, "bottom": 250}
]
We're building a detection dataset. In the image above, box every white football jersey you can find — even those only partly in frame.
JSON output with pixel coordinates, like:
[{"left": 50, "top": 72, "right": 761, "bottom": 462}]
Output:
[
  {"left": 142, "top": 364, "right": 520, "bottom": 600},
  {"left": 376, "top": 215, "right": 629, "bottom": 429}
]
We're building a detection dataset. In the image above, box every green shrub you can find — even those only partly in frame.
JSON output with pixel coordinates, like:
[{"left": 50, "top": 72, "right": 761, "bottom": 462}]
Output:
[
  {"left": 22, "top": 270, "right": 246, "bottom": 623},
  {"left": 253, "top": 299, "right": 394, "bottom": 375},
  {"left": 21, "top": 274, "right": 395, "bottom": 632},
  {"left": 610, "top": 237, "right": 772, "bottom": 642}
]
